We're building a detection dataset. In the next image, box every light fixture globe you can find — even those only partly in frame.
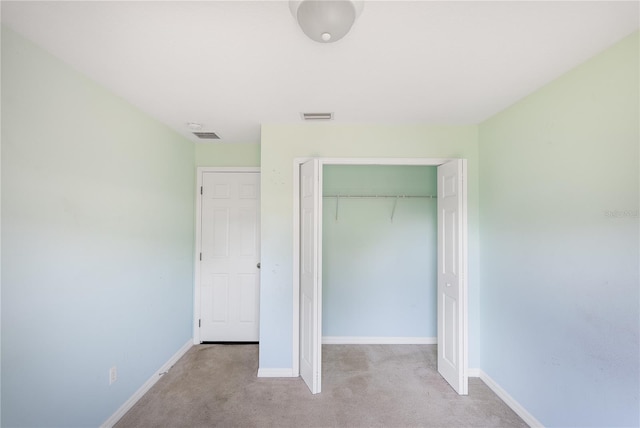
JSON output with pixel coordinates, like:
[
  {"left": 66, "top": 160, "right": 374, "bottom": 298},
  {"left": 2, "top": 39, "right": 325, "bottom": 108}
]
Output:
[{"left": 289, "top": 0, "right": 363, "bottom": 43}]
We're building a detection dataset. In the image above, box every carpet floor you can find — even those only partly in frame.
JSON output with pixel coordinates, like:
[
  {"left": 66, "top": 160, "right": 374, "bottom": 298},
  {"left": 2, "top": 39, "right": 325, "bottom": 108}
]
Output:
[{"left": 115, "top": 344, "right": 528, "bottom": 427}]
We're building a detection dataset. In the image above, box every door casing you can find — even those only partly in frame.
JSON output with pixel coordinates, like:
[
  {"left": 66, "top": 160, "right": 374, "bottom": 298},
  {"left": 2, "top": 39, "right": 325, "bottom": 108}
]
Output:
[
  {"left": 292, "top": 157, "right": 468, "bottom": 389},
  {"left": 193, "top": 166, "right": 260, "bottom": 344}
]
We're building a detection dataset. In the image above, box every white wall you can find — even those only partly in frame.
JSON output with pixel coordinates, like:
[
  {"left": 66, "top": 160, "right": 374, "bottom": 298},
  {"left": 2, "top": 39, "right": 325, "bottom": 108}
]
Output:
[
  {"left": 479, "top": 31, "right": 639, "bottom": 427},
  {"left": 195, "top": 143, "right": 260, "bottom": 167},
  {"left": 1, "top": 27, "right": 195, "bottom": 427}
]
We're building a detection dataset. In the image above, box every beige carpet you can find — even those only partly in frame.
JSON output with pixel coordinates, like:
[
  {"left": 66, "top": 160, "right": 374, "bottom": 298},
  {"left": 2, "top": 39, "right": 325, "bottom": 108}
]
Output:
[{"left": 116, "top": 344, "right": 528, "bottom": 427}]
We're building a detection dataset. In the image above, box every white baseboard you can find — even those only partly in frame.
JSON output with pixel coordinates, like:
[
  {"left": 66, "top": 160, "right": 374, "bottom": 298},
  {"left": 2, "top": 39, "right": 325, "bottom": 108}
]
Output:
[
  {"left": 476, "top": 369, "right": 544, "bottom": 428},
  {"left": 468, "top": 368, "right": 481, "bottom": 377},
  {"left": 257, "top": 368, "right": 296, "bottom": 378},
  {"left": 322, "top": 336, "right": 437, "bottom": 345},
  {"left": 101, "top": 339, "right": 193, "bottom": 428}
]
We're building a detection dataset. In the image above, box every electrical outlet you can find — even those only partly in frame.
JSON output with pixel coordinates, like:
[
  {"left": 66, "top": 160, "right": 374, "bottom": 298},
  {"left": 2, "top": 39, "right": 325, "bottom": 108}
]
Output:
[{"left": 109, "top": 366, "right": 117, "bottom": 385}]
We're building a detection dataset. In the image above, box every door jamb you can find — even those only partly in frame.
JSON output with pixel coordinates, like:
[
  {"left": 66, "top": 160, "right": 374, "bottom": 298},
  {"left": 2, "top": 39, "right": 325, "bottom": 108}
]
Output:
[
  {"left": 193, "top": 167, "right": 260, "bottom": 345},
  {"left": 291, "top": 157, "right": 466, "bottom": 377}
]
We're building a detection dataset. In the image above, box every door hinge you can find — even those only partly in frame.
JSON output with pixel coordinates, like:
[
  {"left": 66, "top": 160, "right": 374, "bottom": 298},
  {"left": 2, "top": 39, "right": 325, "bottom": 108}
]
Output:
[
  {"left": 199, "top": 252, "right": 202, "bottom": 261},
  {"left": 200, "top": 186, "right": 203, "bottom": 195},
  {"left": 199, "top": 319, "right": 201, "bottom": 328}
]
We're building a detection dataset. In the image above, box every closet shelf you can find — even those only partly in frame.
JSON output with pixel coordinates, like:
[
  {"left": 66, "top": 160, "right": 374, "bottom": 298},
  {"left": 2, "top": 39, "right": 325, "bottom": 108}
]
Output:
[{"left": 323, "top": 194, "right": 436, "bottom": 222}]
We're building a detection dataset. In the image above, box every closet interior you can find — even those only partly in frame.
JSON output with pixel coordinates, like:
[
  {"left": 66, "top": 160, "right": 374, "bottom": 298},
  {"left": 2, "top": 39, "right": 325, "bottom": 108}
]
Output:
[{"left": 321, "top": 165, "right": 439, "bottom": 341}]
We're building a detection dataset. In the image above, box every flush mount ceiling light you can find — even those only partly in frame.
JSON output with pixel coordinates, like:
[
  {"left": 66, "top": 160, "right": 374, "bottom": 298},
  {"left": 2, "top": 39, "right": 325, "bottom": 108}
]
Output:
[{"left": 289, "top": 0, "right": 364, "bottom": 43}]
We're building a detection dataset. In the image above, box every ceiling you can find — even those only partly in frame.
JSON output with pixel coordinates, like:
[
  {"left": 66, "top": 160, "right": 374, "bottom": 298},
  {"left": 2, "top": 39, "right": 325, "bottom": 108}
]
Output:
[{"left": 2, "top": 1, "right": 638, "bottom": 144}]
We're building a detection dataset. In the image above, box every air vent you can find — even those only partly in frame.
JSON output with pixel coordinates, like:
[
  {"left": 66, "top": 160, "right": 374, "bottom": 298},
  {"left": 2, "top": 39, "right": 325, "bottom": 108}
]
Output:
[
  {"left": 193, "top": 132, "right": 220, "bottom": 140},
  {"left": 302, "top": 112, "right": 333, "bottom": 121}
]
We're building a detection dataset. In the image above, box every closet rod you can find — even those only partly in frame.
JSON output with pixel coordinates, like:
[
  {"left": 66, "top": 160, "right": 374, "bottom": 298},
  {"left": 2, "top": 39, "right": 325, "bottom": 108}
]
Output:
[
  {"left": 323, "top": 195, "right": 436, "bottom": 199},
  {"left": 325, "top": 195, "right": 436, "bottom": 222}
]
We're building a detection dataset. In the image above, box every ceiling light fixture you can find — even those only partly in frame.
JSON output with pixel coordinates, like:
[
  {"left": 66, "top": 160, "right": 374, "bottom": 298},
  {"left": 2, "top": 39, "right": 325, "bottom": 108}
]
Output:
[{"left": 289, "top": 0, "right": 364, "bottom": 43}]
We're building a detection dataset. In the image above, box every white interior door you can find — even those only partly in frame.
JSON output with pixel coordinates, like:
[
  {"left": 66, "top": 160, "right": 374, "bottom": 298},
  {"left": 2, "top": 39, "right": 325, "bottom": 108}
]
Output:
[
  {"left": 200, "top": 172, "right": 260, "bottom": 342},
  {"left": 437, "top": 159, "right": 468, "bottom": 394},
  {"left": 300, "top": 159, "right": 322, "bottom": 394}
]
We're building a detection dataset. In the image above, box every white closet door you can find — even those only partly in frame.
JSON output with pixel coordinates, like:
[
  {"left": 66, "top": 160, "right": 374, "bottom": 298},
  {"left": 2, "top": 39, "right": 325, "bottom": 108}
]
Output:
[
  {"left": 299, "top": 159, "right": 322, "bottom": 394},
  {"left": 437, "top": 159, "right": 468, "bottom": 395},
  {"left": 200, "top": 172, "right": 260, "bottom": 342}
]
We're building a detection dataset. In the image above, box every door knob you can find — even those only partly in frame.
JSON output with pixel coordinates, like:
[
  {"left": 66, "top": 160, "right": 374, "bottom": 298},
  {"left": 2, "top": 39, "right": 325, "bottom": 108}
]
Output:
[{"left": 257, "top": 262, "right": 261, "bottom": 269}]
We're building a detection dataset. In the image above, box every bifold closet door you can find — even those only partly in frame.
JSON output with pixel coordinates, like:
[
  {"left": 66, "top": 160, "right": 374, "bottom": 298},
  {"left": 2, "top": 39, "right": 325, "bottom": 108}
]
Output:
[
  {"left": 437, "top": 159, "right": 468, "bottom": 395},
  {"left": 299, "top": 159, "right": 322, "bottom": 394}
]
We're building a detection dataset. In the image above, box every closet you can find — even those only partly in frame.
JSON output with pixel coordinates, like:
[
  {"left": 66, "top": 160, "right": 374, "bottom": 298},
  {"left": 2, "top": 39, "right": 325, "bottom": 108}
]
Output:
[
  {"left": 296, "top": 157, "right": 468, "bottom": 396},
  {"left": 321, "top": 165, "right": 438, "bottom": 342}
]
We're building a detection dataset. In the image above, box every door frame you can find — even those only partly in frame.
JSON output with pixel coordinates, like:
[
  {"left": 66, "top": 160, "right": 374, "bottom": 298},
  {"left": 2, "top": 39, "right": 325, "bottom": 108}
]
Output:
[
  {"left": 291, "top": 157, "right": 468, "bottom": 385},
  {"left": 193, "top": 166, "right": 260, "bottom": 345}
]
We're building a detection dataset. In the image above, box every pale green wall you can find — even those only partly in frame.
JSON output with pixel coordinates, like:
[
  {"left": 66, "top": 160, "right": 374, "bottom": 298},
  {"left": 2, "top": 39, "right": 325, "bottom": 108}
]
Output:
[
  {"left": 1, "top": 27, "right": 195, "bottom": 427},
  {"left": 195, "top": 143, "right": 260, "bottom": 167},
  {"left": 322, "top": 166, "right": 438, "bottom": 337},
  {"left": 259, "top": 125, "right": 479, "bottom": 369},
  {"left": 479, "top": 31, "right": 639, "bottom": 427}
]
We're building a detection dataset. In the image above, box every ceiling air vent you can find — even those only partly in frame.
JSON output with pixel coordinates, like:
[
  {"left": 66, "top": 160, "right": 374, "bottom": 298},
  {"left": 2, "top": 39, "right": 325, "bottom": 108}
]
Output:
[
  {"left": 302, "top": 112, "right": 333, "bottom": 121},
  {"left": 193, "top": 132, "right": 220, "bottom": 140}
]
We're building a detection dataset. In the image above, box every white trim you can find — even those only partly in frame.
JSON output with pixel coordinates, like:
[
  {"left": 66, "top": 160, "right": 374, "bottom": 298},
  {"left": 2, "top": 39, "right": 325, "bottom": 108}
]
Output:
[
  {"left": 257, "top": 368, "right": 296, "bottom": 378},
  {"left": 197, "top": 167, "right": 262, "bottom": 173},
  {"left": 193, "top": 167, "right": 260, "bottom": 344},
  {"left": 316, "top": 157, "right": 455, "bottom": 166},
  {"left": 476, "top": 369, "right": 544, "bottom": 428},
  {"left": 292, "top": 157, "right": 467, "bottom": 392},
  {"left": 461, "top": 160, "right": 469, "bottom": 392},
  {"left": 193, "top": 170, "right": 203, "bottom": 344},
  {"left": 322, "top": 336, "right": 437, "bottom": 344},
  {"left": 315, "top": 161, "right": 324, "bottom": 393},
  {"left": 467, "top": 368, "right": 481, "bottom": 377},
  {"left": 100, "top": 340, "right": 192, "bottom": 428}
]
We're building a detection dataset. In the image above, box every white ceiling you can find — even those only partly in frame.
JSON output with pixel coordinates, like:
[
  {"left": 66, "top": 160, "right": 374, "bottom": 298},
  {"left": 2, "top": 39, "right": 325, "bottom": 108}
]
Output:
[{"left": 2, "top": 1, "right": 638, "bottom": 144}]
